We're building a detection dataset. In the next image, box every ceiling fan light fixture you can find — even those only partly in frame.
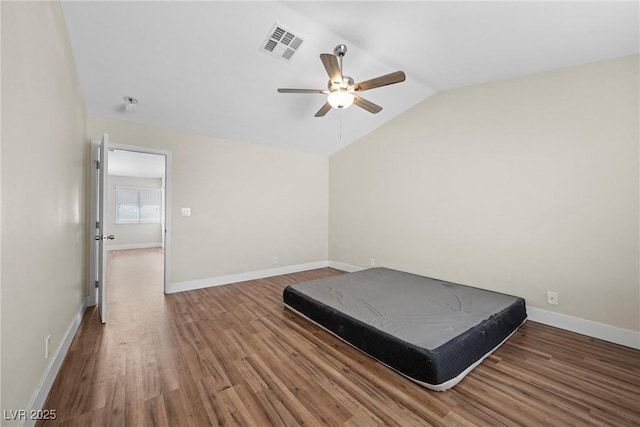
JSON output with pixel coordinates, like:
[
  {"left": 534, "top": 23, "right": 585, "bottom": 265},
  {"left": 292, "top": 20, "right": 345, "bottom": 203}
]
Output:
[{"left": 327, "top": 91, "right": 354, "bottom": 109}]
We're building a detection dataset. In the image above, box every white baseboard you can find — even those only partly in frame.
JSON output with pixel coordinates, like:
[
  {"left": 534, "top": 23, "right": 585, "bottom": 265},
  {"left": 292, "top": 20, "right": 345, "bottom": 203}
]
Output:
[
  {"left": 166, "top": 261, "right": 330, "bottom": 294},
  {"left": 107, "top": 242, "right": 163, "bottom": 251},
  {"left": 85, "top": 290, "right": 97, "bottom": 307},
  {"left": 23, "top": 300, "right": 87, "bottom": 427},
  {"left": 328, "top": 260, "right": 366, "bottom": 273},
  {"left": 526, "top": 306, "right": 639, "bottom": 349},
  {"left": 327, "top": 260, "right": 640, "bottom": 350}
]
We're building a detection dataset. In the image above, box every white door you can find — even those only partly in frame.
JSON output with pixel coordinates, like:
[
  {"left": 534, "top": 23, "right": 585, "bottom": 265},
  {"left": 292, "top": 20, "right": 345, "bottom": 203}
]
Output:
[{"left": 89, "top": 134, "right": 112, "bottom": 323}]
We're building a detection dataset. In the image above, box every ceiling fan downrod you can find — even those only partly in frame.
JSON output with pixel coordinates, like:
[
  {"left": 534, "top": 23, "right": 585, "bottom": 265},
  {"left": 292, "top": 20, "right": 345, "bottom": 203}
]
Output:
[{"left": 334, "top": 44, "right": 348, "bottom": 76}]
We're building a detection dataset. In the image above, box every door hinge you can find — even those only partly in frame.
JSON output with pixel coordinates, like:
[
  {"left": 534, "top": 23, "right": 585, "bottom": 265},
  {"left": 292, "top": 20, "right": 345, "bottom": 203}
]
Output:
[
  {"left": 96, "top": 221, "right": 99, "bottom": 228},
  {"left": 96, "top": 160, "right": 101, "bottom": 169},
  {"left": 95, "top": 280, "right": 99, "bottom": 288}
]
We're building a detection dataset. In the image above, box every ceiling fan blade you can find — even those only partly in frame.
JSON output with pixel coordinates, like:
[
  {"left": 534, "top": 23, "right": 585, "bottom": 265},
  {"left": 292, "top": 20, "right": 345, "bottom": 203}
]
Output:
[
  {"left": 353, "top": 71, "right": 406, "bottom": 92},
  {"left": 354, "top": 96, "right": 383, "bottom": 114},
  {"left": 320, "top": 53, "right": 342, "bottom": 85},
  {"left": 278, "top": 88, "right": 327, "bottom": 94},
  {"left": 314, "top": 102, "right": 332, "bottom": 117}
]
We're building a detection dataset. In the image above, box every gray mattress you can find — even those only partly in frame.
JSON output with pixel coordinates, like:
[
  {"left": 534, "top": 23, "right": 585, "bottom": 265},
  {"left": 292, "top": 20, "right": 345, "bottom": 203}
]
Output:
[{"left": 283, "top": 268, "right": 527, "bottom": 390}]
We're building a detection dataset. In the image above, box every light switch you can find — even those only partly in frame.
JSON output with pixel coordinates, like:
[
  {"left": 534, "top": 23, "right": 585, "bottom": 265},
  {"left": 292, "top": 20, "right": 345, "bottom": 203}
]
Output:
[{"left": 181, "top": 208, "right": 191, "bottom": 217}]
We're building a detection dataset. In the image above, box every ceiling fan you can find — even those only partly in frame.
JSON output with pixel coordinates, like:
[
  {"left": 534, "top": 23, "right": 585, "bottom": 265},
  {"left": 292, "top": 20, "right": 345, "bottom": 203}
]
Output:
[{"left": 278, "top": 44, "right": 406, "bottom": 117}]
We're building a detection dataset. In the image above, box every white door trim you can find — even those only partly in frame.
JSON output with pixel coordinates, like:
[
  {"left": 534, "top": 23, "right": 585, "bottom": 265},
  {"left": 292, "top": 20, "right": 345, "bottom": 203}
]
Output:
[
  {"left": 109, "top": 143, "right": 172, "bottom": 294},
  {"left": 88, "top": 141, "right": 172, "bottom": 295}
]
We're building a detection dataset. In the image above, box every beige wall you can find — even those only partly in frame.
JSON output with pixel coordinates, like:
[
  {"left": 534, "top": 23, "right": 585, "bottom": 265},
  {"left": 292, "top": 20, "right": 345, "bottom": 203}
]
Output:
[
  {"left": 88, "top": 117, "right": 328, "bottom": 284},
  {"left": 1, "top": 1, "right": 87, "bottom": 418},
  {"left": 330, "top": 56, "right": 639, "bottom": 331},
  {"left": 107, "top": 176, "right": 164, "bottom": 249}
]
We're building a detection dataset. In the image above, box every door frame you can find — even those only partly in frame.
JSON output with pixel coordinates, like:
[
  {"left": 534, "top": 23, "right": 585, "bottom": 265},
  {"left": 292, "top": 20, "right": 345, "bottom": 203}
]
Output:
[{"left": 88, "top": 141, "right": 172, "bottom": 303}]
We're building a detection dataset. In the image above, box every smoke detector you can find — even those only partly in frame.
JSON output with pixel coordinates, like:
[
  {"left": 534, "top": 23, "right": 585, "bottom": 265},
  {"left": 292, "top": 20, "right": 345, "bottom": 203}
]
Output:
[{"left": 123, "top": 96, "right": 138, "bottom": 113}]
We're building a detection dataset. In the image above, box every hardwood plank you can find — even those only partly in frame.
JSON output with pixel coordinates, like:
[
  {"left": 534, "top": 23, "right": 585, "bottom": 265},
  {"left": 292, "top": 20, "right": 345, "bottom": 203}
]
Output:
[
  {"left": 37, "top": 249, "right": 640, "bottom": 427},
  {"left": 162, "top": 388, "right": 194, "bottom": 427},
  {"left": 142, "top": 394, "right": 170, "bottom": 427},
  {"left": 215, "top": 384, "right": 259, "bottom": 426}
]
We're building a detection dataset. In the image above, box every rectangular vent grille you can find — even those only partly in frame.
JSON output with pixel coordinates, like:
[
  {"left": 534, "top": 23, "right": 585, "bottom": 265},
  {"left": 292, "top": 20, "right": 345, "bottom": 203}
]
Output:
[{"left": 260, "top": 23, "right": 304, "bottom": 61}]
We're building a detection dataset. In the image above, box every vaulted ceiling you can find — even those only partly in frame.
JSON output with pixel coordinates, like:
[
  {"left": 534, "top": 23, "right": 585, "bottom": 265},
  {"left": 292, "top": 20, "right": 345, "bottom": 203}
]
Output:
[{"left": 61, "top": 1, "right": 639, "bottom": 155}]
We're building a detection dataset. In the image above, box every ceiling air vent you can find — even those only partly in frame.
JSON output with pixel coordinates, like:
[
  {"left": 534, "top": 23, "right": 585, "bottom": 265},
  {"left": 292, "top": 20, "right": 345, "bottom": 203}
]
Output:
[{"left": 260, "top": 23, "right": 304, "bottom": 62}]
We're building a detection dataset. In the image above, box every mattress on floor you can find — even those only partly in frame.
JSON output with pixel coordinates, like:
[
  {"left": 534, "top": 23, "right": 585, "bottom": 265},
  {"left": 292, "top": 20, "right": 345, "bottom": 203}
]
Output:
[{"left": 283, "top": 268, "right": 527, "bottom": 391}]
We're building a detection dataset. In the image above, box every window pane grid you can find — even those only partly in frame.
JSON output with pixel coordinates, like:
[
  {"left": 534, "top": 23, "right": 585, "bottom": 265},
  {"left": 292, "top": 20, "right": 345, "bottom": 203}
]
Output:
[{"left": 116, "top": 187, "right": 162, "bottom": 224}]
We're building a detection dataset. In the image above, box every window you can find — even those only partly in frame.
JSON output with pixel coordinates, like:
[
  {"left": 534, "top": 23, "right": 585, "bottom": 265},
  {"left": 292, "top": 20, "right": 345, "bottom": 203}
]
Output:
[{"left": 116, "top": 187, "right": 162, "bottom": 224}]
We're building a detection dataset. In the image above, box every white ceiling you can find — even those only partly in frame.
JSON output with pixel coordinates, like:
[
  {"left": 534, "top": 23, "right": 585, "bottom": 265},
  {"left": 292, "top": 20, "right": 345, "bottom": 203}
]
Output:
[{"left": 61, "top": 1, "right": 639, "bottom": 156}]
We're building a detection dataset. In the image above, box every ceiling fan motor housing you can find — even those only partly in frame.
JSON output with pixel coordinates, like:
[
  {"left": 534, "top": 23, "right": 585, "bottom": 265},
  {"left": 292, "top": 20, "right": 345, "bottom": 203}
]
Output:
[{"left": 328, "top": 75, "right": 354, "bottom": 92}]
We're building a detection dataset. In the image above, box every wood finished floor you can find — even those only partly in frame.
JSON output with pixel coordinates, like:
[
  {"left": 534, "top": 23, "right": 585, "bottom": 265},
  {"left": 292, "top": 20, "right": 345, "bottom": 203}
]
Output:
[{"left": 39, "top": 249, "right": 640, "bottom": 426}]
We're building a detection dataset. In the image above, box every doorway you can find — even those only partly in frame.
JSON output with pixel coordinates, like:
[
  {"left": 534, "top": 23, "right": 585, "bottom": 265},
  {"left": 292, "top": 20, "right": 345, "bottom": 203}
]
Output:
[{"left": 89, "top": 141, "right": 172, "bottom": 318}]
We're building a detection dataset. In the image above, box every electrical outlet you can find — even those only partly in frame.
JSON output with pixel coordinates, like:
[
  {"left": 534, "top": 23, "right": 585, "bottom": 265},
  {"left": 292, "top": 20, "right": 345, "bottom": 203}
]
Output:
[
  {"left": 546, "top": 291, "right": 558, "bottom": 305},
  {"left": 45, "top": 334, "right": 51, "bottom": 359},
  {"left": 272, "top": 256, "right": 279, "bottom": 265},
  {"left": 181, "top": 208, "right": 191, "bottom": 217},
  {"left": 370, "top": 258, "right": 375, "bottom": 266}
]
